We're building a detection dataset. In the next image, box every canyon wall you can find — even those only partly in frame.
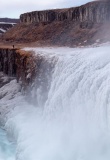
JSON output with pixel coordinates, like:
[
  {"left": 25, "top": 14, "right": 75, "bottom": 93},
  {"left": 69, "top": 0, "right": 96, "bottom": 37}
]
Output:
[
  {"left": 0, "top": 48, "right": 56, "bottom": 103},
  {"left": 20, "top": 1, "right": 110, "bottom": 24},
  {"left": 3, "top": 1, "right": 110, "bottom": 46},
  {"left": 0, "top": 49, "right": 36, "bottom": 87},
  {"left": 0, "top": 49, "right": 16, "bottom": 76}
]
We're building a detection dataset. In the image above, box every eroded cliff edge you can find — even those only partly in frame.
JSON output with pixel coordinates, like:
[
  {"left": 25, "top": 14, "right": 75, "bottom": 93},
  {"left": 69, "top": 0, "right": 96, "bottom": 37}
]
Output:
[
  {"left": 2, "top": 1, "right": 110, "bottom": 46},
  {"left": 0, "top": 48, "right": 55, "bottom": 95},
  {"left": 20, "top": 1, "right": 110, "bottom": 24},
  {"left": 0, "top": 48, "right": 37, "bottom": 87}
]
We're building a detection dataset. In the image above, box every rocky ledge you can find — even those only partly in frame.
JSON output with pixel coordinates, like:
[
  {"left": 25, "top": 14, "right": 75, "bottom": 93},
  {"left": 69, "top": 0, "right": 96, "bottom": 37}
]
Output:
[
  {"left": 20, "top": 1, "right": 110, "bottom": 24},
  {"left": 2, "top": 1, "right": 110, "bottom": 46},
  {"left": 0, "top": 48, "right": 36, "bottom": 87}
]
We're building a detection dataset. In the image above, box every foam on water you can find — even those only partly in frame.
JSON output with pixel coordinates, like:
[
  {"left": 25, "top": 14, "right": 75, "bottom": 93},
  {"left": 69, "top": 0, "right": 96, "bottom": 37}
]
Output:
[
  {"left": 0, "top": 128, "right": 15, "bottom": 160},
  {"left": 1, "top": 45, "right": 110, "bottom": 160}
]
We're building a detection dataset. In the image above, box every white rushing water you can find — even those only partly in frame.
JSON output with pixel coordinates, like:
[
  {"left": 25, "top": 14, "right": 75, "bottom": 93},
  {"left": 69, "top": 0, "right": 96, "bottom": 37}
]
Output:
[
  {"left": 0, "top": 45, "right": 110, "bottom": 160},
  {"left": 0, "top": 128, "right": 15, "bottom": 160}
]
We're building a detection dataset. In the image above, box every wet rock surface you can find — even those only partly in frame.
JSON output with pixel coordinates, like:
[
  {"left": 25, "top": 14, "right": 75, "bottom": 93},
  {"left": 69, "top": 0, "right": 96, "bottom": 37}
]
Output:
[{"left": 0, "top": 49, "right": 36, "bottom": 87}]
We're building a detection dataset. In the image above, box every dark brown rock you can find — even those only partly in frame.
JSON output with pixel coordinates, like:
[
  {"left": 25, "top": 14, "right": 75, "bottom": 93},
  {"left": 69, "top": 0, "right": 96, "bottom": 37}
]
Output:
[
  {"left": 20, "top": 1, "right": 110, "bottom": 24},
  {"left": 0, "top": 49, "right": 36, "bottom": 87},
  {"left": 2, "top": 1, "right": 110, "bottom": 46}
]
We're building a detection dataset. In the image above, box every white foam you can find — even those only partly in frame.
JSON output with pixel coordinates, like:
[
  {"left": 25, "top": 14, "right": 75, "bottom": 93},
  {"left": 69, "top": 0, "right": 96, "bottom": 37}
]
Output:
[{"left": 1, "top": 45, "right": 110, "bottom": 160}]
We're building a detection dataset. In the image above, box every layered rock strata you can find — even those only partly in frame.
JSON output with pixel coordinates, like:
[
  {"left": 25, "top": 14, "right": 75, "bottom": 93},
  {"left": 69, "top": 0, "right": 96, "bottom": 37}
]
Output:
[
  {"left": 3, "top": 1, "right": 110, "bottom": 45},
  {"left": 0, "top": 48, "right": 56, "bottom": 104},
  {"left": 20, "top": 1, "right": 110, "bottom": 24},
  {"left": 0, "top": 49, "right": 36, "bottom": 87}
]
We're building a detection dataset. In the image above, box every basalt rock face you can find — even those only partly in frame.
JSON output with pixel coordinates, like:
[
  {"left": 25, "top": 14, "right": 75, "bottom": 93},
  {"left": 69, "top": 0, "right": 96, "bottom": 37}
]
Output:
[
  {"left": 0, "top": 49, "right": 17, "bottom": 76},
  {"left": 3, "top": 1, "right": 110, "bottom": 46},
  {"left": 20, "top": 1, "right": 110, "bottom": 24},
  {"left": 0, "top": 48, "right": 55, "bottom": 99},
  {"left": 0, "top": 49, "right": 36, "bottom": 87}
]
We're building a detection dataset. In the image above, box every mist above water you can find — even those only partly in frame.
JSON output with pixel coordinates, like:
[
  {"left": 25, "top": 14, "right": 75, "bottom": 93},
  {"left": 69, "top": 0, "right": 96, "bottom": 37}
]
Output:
[
  {"left": 0, "top": 128, "right": 15, "bottom": 160},
  {"left": 0, "top": 45, "right": 110, "bottom": 160}
]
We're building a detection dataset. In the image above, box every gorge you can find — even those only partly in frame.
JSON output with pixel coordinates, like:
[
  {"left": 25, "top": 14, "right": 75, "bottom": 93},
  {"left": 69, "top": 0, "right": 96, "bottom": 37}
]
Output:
[
  {"left": 0, "top": 1, "right": 110, "bottom": 160},
  {"left": 20, "top": 1, "right": 110, "bottom": 24},
  {"left": 3, "top": 1, "right": 110, "bottom": 45},
  {"left": 0, "top": 45, "right": 110, "bottom": 160}
]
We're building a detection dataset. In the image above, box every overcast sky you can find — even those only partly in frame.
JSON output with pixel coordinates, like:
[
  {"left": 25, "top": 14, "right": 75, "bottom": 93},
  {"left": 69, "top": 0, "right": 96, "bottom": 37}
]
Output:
[{"left": 0, "top": 0, "right": 93, "bottom": 18}]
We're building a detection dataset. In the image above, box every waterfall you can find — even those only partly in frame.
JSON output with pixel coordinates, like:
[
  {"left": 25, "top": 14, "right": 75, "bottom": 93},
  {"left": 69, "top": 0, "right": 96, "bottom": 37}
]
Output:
[
  {"left": 0, "top": 128, "right": 15, "bottom": 160},
  {"left": 0, "top": 45, "right": 110, "bottom": 160}
]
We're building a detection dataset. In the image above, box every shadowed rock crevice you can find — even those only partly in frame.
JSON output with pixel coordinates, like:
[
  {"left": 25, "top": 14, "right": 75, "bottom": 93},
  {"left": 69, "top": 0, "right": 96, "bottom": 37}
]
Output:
[{"left": 0, "top": 49, "right": 36, "bottom": 87}]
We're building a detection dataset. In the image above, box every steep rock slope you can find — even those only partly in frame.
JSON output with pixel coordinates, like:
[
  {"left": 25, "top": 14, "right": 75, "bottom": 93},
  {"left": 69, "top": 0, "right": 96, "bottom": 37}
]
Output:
[
  {"left": 3, "top": 1, "right": 110, "bottom": 46},
  {"left": 20, "top": 1, "right": 110, "bottom": 24},
  {"left": 0, "top": 48, "right": 36, "bottom": 87}
]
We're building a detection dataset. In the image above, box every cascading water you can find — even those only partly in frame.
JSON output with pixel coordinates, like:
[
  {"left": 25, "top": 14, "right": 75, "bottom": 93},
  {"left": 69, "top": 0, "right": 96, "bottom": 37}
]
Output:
[
  {"left": 0, "top": 128, "right": 15, "bottom": 160},
  {"left": 0, "top": 44, "right": 110, "bottom": 160}
]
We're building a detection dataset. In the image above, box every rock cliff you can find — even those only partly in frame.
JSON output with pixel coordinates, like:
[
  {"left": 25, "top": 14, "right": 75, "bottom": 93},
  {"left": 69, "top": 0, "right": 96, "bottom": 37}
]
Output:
[
  {"left": 0, "top": 48, "right": 55, "bottom": 100},
  {"left": 20, "top": 1, "right": 110, "bottom": 24},
  {"left": 2, "top": 1, "right": 110, "bottom": 46},
  {"left": 0, "top": 49, "right": 36, "bottom": 87}
]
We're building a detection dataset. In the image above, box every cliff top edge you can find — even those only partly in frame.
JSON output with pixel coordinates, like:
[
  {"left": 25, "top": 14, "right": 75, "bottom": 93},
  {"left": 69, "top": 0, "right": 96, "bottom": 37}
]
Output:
[{"left": 20, "top": 0, "right": 110, "bottom": 16}]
